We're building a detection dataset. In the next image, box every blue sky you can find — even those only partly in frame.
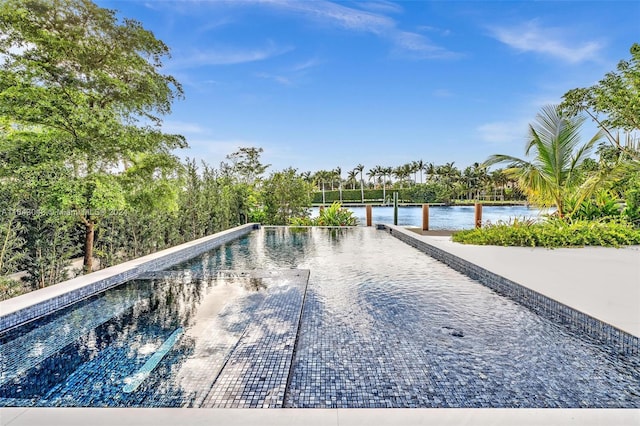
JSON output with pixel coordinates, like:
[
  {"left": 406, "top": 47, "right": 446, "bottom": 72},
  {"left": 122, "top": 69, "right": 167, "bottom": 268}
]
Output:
[{"left": 99, "top": 0, "right": 639, "bottom": 174}]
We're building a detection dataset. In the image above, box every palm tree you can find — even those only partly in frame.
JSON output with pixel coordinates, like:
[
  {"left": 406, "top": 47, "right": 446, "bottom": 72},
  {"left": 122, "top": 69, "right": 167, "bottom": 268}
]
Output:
[
  {"left": 393, "top": 165, "right": 412, "bottom": 188},
  {"left": 463, "top": 162, "right": 488, "bottom": 200},
  {"left": 381, "top": 166, "right": 392, "bottom": 201},
  {"left": 334, "top": 166, "right": 342, "bottom": 203},
  {"left": 410, "top": 160, "right": 424, "bottom": 184},
  {"left": 300, "top": 171, "right": 313, "bottom": 184},
  {"left": 368, "top": 166, "right": 380, "bottom": 188},
  {"left": 425, "top": 162, "right": 436, "bottom": 182},
  {"left": 314, "top": 170, "right": 331, "bottom": 205},
  {"left": 346, "top": 170, "right": 358, "bottom": 189},
  {"left": 491, "top": 168, "right": 509, "bottom": 201},
  {"left": 435, "top": 162, "right": 459, "bottom": 203},
  {"left": 484, "top": 105, "right": 603, "bottom": 218},
  {"left": 354, "top": 164, "right": 365, "bottom": 203},
  {"left": 415, "top": 159, "right": 425, "bottom": 184}
]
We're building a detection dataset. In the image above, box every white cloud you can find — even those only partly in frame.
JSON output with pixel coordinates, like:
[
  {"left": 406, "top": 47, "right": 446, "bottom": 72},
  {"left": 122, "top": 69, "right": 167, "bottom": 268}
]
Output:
[
  {"left": 246, "top": 0, "right": 456, "bottom": 60},
  {"left": 477, "top": 120, "right": 529, "bottom": 145},
  {"left": 256, "top": 0, "right": 395, "bottom": 34},
  {"left": 354, "top": 1, "right": 404, "bottom": 15},
  {"left": 392, "top": 31, "right": 457, "bottom": 59},
  {"left": 418, "top": 25, "right": 452, "bottom": 37},
  {"left": 255, "top": 72, "right": 293, "bottom": 86},
  {"left": 174, "top": 41, "right": 293, "bottom": 68},
  {"left": 489, "top": 20, "right": 603, "bottom": 63},
  {"left": 195, "top": 18, "right": 234, "bottom": 33},
  {"left": 291, "top": 57, "right": 322, "bottom": 72}
]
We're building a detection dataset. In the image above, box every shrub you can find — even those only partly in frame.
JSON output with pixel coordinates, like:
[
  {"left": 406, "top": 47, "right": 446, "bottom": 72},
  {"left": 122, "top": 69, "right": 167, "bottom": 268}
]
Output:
[
  {"left": 452, "top": 218, "right": 640, "bottom": 247},
  {"left": 0, "top": 277, "right": 27, "bottom": 301},
  {"left": 290, "top": 202, "right": 358, "bottom": 226}
]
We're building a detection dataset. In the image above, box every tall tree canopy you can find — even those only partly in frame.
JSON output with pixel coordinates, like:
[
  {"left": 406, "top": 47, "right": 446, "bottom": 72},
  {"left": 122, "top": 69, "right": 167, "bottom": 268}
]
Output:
[
  {"left": 561, "top": 43, "right": 640, "bottom": 151},
  {"left": 0, "top": 0, "right": 186, "bottom": 271}
]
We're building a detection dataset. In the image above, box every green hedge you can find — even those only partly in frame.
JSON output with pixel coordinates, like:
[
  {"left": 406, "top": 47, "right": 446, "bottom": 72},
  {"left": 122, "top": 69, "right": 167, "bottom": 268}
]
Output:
[
  {"left": 452, "top": 219, "right": 640, "bottom": 247},
  {"left": 312, "top": 189, "right": 416, "bottom": 204}
]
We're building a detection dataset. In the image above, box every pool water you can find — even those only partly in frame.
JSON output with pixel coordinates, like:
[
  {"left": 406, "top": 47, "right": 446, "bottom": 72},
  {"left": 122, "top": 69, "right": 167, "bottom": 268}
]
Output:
[{"left": 1, "top": 227, "right": 638, "bottom": 408}]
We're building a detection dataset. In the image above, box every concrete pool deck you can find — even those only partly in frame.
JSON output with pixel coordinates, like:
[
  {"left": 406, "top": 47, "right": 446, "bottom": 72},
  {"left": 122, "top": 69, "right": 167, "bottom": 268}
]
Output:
[{"left": 1, "top": 407, "right": 639, "bottom": 425}]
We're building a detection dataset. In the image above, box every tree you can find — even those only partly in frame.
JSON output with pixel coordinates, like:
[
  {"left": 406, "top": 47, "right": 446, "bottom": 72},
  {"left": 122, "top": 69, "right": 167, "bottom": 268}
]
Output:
[
  {"left": 313, "top": 170, "right": 331, "bottom": 205},
  {"left": 226, "top": 147, "right": 270, "bottom": 184},
  {"left": 334, "top": 166, "right": 342, "bottom": 202},
  {"left": 0, "top": 0, "right": 185, "bottom": 272},
  {"left": 367, "top": 167, "right": 380, "bottom": 189},
  {"left": 415, "top": 159, "right": 425, "bottom": 184},
  {"left": 382, "top": 167, "right": 393, "bottom": 201},
  {"left": 561, "top": 43, "right": 640, "bottom": 159},
  {"left": 262, "top": 168, "right": 313, "bottom": 225},
  {"left": 490, "top": 169, "right": 509, "bottom": 201},
  {"left": 346, "top": 170, "right": 358, "bottom": 190},
  {"left": 354, "top": 164, "right": 365, "bottom": 203},
  {"left": 0, "top": 124, "right": 79, "bottom": 288},
  {"left": 484, "top": 105, "right": 603, "bottom": 218},
  {"left": 393, "top": 164, "right": 413, "bottom": 188},
  {"left": 425, "top": 162, "right": 436, "bottom": 182}
]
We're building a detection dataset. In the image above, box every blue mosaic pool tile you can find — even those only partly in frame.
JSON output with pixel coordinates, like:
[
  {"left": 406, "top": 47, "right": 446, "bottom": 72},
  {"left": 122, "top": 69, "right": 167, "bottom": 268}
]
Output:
[
  {"left": 201, "top": 270, "right": 309, "bottom": 408},
  {"left": 0, "top": 224, "right": 259, "bottom": 333},
  {"left": 382, "top": 225, "right": 640, "bottom": 354},
  {"left": 2, "top": 227, "right": 638, "bottom": 409}
]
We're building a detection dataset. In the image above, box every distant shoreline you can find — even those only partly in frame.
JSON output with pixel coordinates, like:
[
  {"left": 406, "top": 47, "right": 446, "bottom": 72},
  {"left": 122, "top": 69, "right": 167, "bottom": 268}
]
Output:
[{"left": 311, "top": 201, "right": 530, "bottom": 208}]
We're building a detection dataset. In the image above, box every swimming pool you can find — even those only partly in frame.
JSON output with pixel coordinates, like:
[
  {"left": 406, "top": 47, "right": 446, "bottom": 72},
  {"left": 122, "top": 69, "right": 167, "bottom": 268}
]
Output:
[{"left": 0, "top": 227, "right": 638, "bottom": 408}]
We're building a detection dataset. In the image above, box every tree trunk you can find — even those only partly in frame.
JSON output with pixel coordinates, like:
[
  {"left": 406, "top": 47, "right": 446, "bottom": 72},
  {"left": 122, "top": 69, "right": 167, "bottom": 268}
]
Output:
[{"left": 84, "top": 220, "right": 95, "bottom": 273}]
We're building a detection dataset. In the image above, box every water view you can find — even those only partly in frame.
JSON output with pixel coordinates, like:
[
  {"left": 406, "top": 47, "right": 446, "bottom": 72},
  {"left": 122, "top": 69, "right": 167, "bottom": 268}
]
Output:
[{"left": 311, "top": 205, "right": 550, "bottom": 229}]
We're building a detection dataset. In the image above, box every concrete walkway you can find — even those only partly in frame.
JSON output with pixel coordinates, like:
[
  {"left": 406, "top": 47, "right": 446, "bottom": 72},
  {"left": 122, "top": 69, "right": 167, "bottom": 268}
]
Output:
[
  {"left": 403, "top": 229, "right": 640, "bottom": 337},
  {"left": 2, "top": 407, "right": 639, "bottom": 426}
]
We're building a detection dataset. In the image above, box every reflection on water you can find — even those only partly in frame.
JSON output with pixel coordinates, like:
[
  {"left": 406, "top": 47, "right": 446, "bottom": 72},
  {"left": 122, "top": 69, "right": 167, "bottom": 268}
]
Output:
[{"left": 281, "top": 228, "right": 640, "bottom": 408}]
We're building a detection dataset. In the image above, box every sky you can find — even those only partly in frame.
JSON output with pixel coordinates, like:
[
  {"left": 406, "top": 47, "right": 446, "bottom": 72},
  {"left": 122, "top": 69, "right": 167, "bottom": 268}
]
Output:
[{"left": 98, "top": 0, "right": 640, "bottom": 174}]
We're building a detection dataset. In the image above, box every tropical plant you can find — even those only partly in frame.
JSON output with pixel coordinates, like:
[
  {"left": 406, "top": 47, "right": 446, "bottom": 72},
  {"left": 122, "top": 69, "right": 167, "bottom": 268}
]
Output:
[
  {"left": 354, "top": 164, "right": 365, "bottom": 203},
  {"left": 313, "top": 170, "right": 331, "bottom": 205},
  {"left": 484, "top": 105, "right": 603, "bottom": 218},
  {"left": 346, "top": 170, "right": 358, "bottom": 190},
  {"left": 452, "top": 217, "right": 640, "bottom": 247},
  {"left": 296, "top": 202, "right": 357, "bottom": 226},
  {"left": 413, "top": 160, "right": 425, "bottom": 183},
  {"left": 334, "top": 166, "right": 343, "bottom": 202}
]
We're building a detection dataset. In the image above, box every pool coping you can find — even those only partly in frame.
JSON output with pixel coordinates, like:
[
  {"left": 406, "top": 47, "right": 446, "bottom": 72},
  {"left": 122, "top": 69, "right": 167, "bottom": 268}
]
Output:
[
  {"left": 1, "top": 407, "right": 639, "bottom": 426},
  {"left": 381, "top": 224, "right": 640, "bottom": 354},
  {"left": 0, "top": 223, "right": 260, "bottom": 333}
]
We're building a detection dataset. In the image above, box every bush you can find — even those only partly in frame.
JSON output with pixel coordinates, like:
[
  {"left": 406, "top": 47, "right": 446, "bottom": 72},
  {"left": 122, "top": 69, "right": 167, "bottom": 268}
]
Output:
[
  {"left": 452, "top": 218, "right": 640, "bottom": 247},
  {"left": 0, "top": 277, "right": 27, "bottom": 301}
]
